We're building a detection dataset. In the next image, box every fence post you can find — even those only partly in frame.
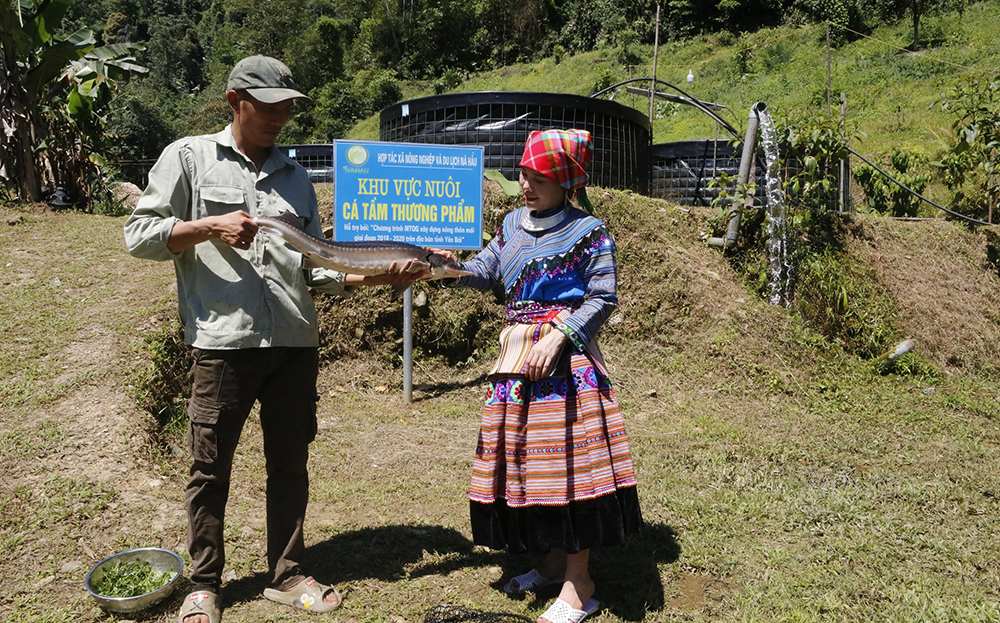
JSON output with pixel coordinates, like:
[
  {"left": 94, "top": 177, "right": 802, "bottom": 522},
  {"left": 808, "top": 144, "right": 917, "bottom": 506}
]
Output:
[
  {"left": 648, "top": 4, "right": 660, "bottom": 127},
  {"left": 839, "top": 92, "right": 850, "bottom": 212},
  {"left": 826, "top": 21, "right": 832, "bottom": 116}
]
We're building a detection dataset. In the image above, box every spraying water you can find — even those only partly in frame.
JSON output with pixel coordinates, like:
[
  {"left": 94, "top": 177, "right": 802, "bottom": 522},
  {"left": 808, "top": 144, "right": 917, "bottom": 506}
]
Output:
[{"left": 757, "top": 107, "right": 792, "bottom": 307}]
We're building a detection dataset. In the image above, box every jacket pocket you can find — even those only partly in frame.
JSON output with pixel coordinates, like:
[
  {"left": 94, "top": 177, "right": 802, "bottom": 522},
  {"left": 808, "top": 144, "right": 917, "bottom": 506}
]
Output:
[
  {"left": 187, "top": 395, "right": 224, "bottom": 463},
  {"left": 200, "top": 185, "right": 245, "bottom": 217}
]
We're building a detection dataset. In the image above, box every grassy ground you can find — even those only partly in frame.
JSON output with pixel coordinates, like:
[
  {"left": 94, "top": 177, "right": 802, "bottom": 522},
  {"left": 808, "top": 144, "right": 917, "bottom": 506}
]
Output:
[{"left": 2, "top": 189, "right": 1000, "bottom": 622}]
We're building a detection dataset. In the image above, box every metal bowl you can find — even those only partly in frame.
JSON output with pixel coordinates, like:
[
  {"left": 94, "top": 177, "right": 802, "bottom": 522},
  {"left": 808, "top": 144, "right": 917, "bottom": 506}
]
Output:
[{"left": 85, "top": 547, "right": 183, "bottom": 613}]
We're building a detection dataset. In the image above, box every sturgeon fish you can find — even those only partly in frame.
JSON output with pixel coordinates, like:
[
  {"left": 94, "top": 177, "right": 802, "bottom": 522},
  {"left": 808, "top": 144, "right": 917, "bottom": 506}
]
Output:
[{"left": 254, "top": 211, "right": 471, "bottom": 292}]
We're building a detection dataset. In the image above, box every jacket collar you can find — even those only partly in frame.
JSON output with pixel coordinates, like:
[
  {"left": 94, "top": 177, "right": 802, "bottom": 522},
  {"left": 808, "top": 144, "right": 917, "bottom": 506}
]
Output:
[{"left": 215, "top": 124, "right": 294, "bottom": 176}]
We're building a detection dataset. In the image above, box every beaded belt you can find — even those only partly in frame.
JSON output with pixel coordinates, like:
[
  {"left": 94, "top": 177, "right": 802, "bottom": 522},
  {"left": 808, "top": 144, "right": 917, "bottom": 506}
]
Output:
[{"left": 505, "top": 299, "right": 582, "bottom": 324}]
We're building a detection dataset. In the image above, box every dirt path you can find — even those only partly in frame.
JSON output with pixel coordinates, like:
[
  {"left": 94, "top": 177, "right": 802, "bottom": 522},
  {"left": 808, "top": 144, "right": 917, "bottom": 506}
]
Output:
[
  {"left": 0, "top": 206, "right": 493, "bottom": 622},
  {"left": 0, "top": 207, "right": 186, "bottom": 619}
]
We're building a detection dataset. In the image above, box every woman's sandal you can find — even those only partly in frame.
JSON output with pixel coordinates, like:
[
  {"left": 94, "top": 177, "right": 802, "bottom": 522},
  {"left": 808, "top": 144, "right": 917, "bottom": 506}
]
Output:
[
  {"left": 262, "top": 576, "right": 342, "bottom": 613},
  {"left": 538, "top": 598, "right": 601, "bottom": 623},
  {"left": 178, "top": 590, "right": 222, "bottom": 623},
  {"left": 503, "top": 568, "right": 564, "bottom": 595}
]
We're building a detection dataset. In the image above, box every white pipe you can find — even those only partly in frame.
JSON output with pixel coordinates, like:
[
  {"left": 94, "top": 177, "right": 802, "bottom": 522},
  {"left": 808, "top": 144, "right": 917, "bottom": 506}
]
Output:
[{"left": 403, "top": 286, "right": 413, "bottom": 403}]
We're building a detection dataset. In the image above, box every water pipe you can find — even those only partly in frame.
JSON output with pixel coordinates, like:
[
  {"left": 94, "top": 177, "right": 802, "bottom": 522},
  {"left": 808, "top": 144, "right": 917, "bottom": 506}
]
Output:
[{"left": 707, "top": 101, "right": 767, "bottom": 248}]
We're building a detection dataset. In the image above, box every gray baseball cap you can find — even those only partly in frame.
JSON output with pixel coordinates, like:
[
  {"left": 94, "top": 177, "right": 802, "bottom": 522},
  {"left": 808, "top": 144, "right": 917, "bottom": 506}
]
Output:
[{"left": 226, "top": 55, "right": 310, "bottom": 103}]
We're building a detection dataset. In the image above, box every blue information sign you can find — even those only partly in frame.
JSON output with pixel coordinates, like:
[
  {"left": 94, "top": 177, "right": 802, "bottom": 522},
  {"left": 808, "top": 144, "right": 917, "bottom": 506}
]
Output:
[{"left": 332, "top": 140, "right": 484, "bottom": 250}]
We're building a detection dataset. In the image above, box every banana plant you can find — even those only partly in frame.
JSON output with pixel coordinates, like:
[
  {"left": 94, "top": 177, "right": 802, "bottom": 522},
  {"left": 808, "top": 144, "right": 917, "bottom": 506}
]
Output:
[{"left": 0, "top": 0, "right": 146, "bottom": 205}]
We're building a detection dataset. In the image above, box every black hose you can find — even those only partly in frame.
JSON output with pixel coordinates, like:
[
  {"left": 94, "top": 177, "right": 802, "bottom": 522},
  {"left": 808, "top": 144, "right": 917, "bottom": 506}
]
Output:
[
  {"left": 848, "top": 148, "right": 994, "bottom": 227},
  {"left": 590, "top": 78, "right": 742, "bottom": 138},
  {"left": 591, "top": 78, "right": 770, "bottom": 173},
  {"left": 593, "top": 79, "right": 990, "bottom": 226}
]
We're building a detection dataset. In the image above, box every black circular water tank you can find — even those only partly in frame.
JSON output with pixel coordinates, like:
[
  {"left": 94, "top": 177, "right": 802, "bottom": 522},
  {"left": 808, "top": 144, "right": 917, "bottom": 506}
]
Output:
[
  {"left": 277, "top": 144, "right": 333, "bottom": 182},
  {"left": 379, "top": 92, "right": 651, "bottom": 194},
  {"left": 650, "top": 140, "right": 769, "bottom": 206}
]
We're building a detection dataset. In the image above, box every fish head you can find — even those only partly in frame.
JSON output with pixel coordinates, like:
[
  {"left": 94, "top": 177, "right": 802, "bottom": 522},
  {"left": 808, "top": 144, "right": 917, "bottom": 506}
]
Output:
[{"left": 427, "top": 253, "right": 472, "bottom": 279}]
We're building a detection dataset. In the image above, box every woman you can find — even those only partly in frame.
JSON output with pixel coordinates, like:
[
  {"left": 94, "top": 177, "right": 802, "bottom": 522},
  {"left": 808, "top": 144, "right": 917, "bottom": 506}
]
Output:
[{"left": 447, "top": 129, "right": 642, "bottom": 623}]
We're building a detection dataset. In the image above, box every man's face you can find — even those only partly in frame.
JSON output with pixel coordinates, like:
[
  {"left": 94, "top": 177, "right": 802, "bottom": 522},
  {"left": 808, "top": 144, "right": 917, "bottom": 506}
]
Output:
[{"left": 233, "top": 92, "right": 294, "bottom": 150}]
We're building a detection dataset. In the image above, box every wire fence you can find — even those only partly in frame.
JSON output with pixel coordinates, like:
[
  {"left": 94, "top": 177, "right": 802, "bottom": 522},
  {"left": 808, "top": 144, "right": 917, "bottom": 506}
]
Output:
[{"left": 112, "top": 160, "right": 157, "bottom": 188}]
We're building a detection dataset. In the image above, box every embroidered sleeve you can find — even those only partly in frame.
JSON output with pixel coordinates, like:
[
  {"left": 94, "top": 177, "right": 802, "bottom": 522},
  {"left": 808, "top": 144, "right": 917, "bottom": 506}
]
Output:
[
  {"left": 451, "top": 225, "right": 503, "bottom": 291},
  {"left": 555, "top": 225, "right": 618, "bottom": 348}
]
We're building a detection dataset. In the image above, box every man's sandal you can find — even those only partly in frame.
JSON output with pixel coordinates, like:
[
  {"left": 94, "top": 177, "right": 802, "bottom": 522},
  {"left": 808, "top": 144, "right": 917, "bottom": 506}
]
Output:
[
  {"left": 262, "top": 576, "right": 342, "bottom": 613},
  {"left": 503, "top": 569, "right": 564, "bottom": 595},
  {"left": 538, "top": 598, "right": 600, "bottom": 623},
  {"left": 178, "top": 590, "right": 222, "bottom": 623}
]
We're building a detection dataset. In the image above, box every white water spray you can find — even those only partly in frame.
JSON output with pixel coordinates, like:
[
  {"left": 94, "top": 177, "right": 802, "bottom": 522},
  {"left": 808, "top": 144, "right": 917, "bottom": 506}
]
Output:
[{"left": 757, "top": 108, "right": 792, "bottom": 307}]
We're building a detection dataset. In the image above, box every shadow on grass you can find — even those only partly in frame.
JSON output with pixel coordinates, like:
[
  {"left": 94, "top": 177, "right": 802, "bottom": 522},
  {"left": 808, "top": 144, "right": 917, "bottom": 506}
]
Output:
[
  {"left": 594, "top": 522, "right": 680, "bottom": 620},
  {"left": 412, "top": 374, "right": 490, "bottom": 402},
  {"left": 220, "top": 524, "right": 486, "bottom": 607},
  {"left": 496, "top": 522, "right": 680, "bottom": 621},
  {"left": 221, "top": 521, "right": 679, "bottom": 620}
]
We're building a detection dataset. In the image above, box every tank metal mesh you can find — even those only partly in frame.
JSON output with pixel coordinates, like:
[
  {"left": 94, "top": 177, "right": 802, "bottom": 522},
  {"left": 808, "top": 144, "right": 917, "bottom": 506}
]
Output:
[
  {"left": 379, "top": 92, "right": 651, "bottom": 194},
  {"left": 650, "top": 140, "right": 767, "bottom": 206},
  {"left": 278, "top": 144, "right": 333, "bottom": 182}
]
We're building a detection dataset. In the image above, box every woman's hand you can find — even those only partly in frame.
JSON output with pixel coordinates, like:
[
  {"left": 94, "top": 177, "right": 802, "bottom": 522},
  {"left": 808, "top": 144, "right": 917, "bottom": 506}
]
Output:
[
  {"left": 345, "top": 260, "right": 428, "bottom": 286},
  {"left": 427, "top": 248, "right": 457, "bottom": 262},
  {"left": 524, "top": 329, "right": 568, "bottom": 381}
]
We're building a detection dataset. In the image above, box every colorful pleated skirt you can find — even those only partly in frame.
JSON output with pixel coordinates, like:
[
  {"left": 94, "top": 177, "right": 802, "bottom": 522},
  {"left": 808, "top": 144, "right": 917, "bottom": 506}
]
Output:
[{"left": 469, "top": 350, "right": 642, "bottom": 554}]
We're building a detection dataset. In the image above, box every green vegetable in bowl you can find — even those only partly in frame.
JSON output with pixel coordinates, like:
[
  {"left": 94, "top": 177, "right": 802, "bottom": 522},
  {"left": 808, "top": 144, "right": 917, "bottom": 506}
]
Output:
[{"left": 95, "top": 560, "right": 177, "bottom": 598}]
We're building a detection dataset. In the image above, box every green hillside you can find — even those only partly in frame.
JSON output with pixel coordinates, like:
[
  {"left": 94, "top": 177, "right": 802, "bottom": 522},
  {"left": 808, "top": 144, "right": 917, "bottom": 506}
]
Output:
[{"left": 350, "top": 2, "right": 1000, "bottom": 172}]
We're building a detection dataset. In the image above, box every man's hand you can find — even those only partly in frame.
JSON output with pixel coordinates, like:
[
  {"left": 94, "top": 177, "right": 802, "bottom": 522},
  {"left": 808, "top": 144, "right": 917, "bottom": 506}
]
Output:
[
  {"left": 524, "top": 329, "right": 568, "bottom": 381},
  {"left": 213, "top": 210, "right": 258, "bottom": 249},
  {"left": 167, "top": 210, "right": 258, "bottom": 253}
]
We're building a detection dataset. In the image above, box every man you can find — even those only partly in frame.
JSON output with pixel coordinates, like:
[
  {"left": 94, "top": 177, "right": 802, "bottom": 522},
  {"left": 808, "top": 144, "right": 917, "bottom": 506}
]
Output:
[{"left": 124, "top": 55, "right": 418, "bottom": 623}]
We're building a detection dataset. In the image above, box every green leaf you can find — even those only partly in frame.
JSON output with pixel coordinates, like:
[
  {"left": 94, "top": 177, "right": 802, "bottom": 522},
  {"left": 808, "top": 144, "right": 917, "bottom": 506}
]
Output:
[
  {"left": 72, "top": 64, "right": 98, "bottom": 81},
  {"left": 77, "top": 78, "right": 98, "bottom": 98},
  {"left": 67, "top": 87, "right": 89, "bottom": 115},
  {"left": 87, "top": 42, "right": 145, "bottom": 61},
  {"left": 32, "top": 0, "right": 73, "bottom": 44},
  {"left": 106, "top": 59, "right": 148, "bottom": 75},
  {"left": 23, "top": 28, "right": 95, "bottom": 103},
  {"left": 483, "top": 169, "right": 521, "bottom": 196}
]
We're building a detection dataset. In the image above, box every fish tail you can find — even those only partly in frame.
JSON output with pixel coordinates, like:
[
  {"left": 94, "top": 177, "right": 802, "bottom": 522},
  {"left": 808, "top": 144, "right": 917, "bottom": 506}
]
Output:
[{"left": 390, "top": 284, "right": 411, "bottom": 300}]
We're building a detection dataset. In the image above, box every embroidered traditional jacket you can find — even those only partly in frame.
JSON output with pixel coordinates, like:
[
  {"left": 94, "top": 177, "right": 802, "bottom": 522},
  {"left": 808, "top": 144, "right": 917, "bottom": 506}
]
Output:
[{"left": 456, "top": 205, "right": 617, "bottom": 351}]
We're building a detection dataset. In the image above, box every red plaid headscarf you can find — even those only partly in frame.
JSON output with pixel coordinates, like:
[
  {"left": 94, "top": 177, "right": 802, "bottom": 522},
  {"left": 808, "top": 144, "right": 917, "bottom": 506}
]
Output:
[{"left": 519, "top": 129, "right": 593, "bottom": 191}]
